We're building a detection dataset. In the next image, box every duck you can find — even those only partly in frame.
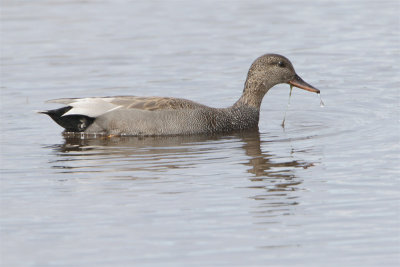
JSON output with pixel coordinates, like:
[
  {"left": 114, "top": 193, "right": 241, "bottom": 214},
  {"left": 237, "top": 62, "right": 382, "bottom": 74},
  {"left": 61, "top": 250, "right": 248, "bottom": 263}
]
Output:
[{"left": 40, "top": 54, "right": 320, "bottom": 136}]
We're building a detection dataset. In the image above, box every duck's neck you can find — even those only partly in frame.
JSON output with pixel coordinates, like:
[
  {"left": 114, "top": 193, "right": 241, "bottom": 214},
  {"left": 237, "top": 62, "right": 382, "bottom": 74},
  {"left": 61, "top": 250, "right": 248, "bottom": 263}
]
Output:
[
  {"left": 233, "top": 80, "right": 271, "bottom": 109},
  {"left": 217, "top": 81, "right": 269, "bottom": 131}
]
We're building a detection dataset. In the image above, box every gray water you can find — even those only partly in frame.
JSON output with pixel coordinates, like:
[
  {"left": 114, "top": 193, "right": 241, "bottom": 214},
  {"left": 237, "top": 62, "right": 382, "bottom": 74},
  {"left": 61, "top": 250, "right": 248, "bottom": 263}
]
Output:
[{"left": 1, "top": 0, "right": 399, "bottom": 266}]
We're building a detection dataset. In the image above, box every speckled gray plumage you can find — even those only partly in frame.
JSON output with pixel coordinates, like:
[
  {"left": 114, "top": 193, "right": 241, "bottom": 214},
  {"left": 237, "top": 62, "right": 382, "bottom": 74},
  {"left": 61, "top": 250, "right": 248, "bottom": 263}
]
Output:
[
  {"left": 41, "top": 54, "right": 320, "bottom": 136},
  {"left": 85, "top": 105, "right": 260, "bottom": 135}
]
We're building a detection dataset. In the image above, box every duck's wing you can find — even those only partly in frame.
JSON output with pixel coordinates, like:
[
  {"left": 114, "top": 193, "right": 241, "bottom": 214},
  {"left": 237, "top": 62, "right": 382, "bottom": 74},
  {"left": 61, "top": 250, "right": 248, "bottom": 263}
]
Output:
[
  {"left": 105, "top": 96, "right": 208, "bottom": 111},
  {"left": 46, "top": 96, "right": 207, "bottom": 117}
]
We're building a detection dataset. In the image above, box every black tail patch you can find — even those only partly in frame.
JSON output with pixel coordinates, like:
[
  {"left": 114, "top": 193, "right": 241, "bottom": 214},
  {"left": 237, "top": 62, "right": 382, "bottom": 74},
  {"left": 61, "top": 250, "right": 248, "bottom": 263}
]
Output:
[{"left": 41, "top": 106, "right": 95, "bottom": 132}]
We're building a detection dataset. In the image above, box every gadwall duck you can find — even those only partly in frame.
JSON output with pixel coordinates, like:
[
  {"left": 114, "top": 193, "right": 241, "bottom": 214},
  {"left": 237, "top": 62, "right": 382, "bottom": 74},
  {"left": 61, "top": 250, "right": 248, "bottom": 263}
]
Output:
[{"left": 41, "top": 54, "right": 320, "bottom": 136}]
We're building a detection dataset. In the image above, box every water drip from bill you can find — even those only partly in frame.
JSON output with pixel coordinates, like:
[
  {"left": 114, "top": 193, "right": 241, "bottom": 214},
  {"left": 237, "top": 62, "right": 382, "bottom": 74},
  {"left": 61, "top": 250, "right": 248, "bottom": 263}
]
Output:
[
  {"left": 281, "top": 87, "right": 325, "bottom": 127},
  {"left": 281, "top": 85, "right": 293, "bottom": 128},
  {"left": 318, "top": 93, "right": 325, "bottom": 107}
]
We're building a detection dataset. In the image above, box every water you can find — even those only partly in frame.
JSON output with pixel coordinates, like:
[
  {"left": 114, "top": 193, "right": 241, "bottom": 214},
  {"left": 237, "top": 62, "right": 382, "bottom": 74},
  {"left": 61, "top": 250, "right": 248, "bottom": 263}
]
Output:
[{"left": 1, "top": 0, "right": 399, "bottom": 266}]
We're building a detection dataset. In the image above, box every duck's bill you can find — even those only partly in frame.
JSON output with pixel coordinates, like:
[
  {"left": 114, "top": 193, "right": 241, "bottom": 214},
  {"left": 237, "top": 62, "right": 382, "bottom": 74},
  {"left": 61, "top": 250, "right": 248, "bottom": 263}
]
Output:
[{"left": 289, "top": 74, "right": 320, "bottom": 94}]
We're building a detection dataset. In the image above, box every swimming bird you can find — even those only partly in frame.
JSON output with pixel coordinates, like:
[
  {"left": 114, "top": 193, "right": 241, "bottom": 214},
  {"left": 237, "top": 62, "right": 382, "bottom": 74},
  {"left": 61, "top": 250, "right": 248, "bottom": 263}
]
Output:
[{"left": 40, "top": 54, "right": 320, "bottom": 136}]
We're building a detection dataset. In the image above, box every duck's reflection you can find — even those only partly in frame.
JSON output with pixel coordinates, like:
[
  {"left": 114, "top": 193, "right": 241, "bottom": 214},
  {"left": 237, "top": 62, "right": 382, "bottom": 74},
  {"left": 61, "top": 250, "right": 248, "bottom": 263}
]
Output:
[{"left": 51, "top": 130, "right": 315, "bottom": 220}]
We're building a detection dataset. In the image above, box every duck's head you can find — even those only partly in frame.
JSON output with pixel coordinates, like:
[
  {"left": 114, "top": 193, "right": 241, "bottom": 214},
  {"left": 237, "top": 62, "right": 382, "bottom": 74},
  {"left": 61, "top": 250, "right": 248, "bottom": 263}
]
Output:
[{"left": 245, "top": 54, "right": 320, "bottom": 94}]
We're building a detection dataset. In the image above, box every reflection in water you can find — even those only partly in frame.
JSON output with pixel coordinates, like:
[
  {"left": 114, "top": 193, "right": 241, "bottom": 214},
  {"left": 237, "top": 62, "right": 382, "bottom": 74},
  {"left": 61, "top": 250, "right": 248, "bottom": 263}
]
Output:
[
  {"left": 49, "top": 130, "right": 315, "bottom": 221},
  {"left": 53, "top": 131, "right": 312, "bottom": 178},
  {"left": 236, "top": 131, "right": 312, "bottom": 221}
]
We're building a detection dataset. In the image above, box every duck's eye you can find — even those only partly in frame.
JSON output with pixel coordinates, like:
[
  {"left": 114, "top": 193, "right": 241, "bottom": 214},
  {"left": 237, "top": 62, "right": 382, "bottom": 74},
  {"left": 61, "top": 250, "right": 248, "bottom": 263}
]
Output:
[{"left": 277, "top": 61, "right": 285, "bottom": 68}]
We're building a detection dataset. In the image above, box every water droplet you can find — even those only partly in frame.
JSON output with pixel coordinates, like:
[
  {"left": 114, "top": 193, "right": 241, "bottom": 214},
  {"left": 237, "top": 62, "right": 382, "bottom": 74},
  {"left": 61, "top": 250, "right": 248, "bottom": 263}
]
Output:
[
  {"left": 318, "top": 93, "right": 325, "bottom": 107},
  {"left": 282, "top": 86, "right": 294, "bottom": 127}
]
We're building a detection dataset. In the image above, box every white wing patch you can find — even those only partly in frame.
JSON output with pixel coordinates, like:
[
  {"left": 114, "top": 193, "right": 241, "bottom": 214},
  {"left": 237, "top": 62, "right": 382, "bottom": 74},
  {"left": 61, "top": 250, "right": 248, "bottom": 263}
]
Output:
[{"left": 62, "top": 98, "right": 122, "bottom": 118}]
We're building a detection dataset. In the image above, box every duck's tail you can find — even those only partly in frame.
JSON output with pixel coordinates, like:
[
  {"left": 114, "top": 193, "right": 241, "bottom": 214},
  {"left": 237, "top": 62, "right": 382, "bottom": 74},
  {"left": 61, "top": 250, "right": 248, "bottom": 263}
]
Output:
[{"left": 38, "top": 106, "right": 95, "bottom": 132}]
